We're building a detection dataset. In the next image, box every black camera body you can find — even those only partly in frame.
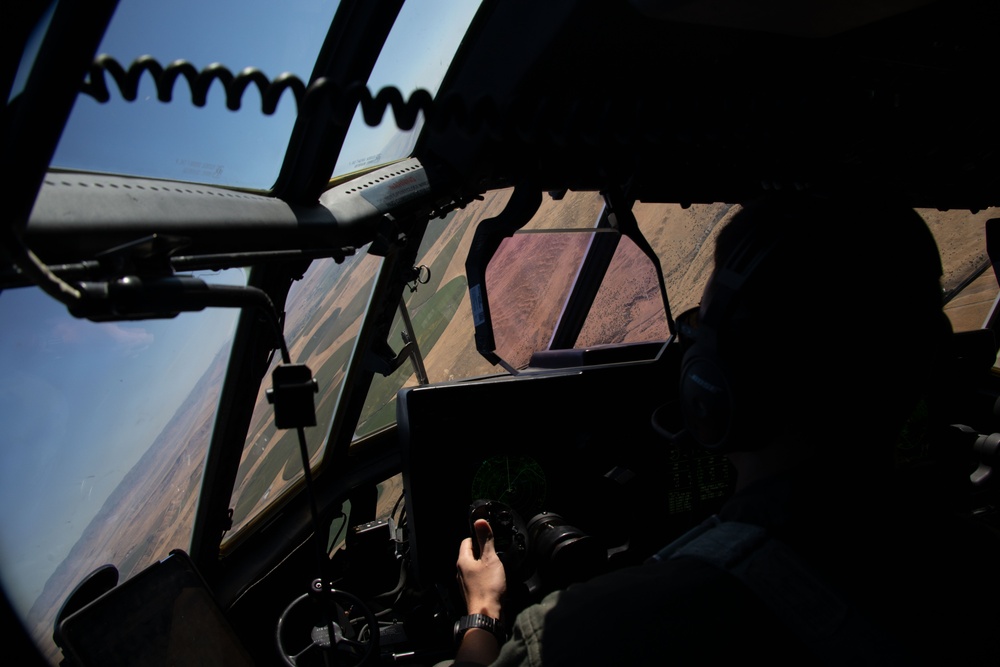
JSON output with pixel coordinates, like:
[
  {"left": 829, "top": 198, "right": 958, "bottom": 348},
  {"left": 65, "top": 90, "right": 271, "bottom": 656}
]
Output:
[
  {"left": 468, "top": 500, "right": 606, "bottom": 593},
  {"left": 468, "top": 499, "right": 529, "bottom": 575}
]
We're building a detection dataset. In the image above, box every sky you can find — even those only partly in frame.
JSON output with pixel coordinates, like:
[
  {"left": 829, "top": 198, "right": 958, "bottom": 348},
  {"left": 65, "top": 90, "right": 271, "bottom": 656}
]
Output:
[
  {"left": 2, "top": 0, "right": 482, "bottom": 621},
  {"left": 0, "top": 271, "right": 245, "bottom": 614},
  {"left": 48, "top": 0, "right": 482, "bottom": 189}
]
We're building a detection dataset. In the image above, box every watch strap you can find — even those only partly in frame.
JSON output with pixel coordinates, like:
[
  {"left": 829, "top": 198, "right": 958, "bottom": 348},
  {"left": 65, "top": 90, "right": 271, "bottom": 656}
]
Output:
[{"left": 454, "top": 613, "right": 505, "bottom": 646}]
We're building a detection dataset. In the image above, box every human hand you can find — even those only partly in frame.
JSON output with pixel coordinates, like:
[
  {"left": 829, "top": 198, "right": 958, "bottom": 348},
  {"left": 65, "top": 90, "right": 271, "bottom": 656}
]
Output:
[{"left": 456, "top": 518, "right": 506, "bottom": 619}]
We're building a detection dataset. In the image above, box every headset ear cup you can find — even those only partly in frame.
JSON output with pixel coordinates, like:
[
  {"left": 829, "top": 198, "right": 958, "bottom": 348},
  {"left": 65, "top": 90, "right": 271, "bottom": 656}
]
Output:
[
  {"left": 679, "top": 342, "right": 733, "bottom": 451},
  {"left": 677, "top": 208, "right": 779, "bottom": 453}
]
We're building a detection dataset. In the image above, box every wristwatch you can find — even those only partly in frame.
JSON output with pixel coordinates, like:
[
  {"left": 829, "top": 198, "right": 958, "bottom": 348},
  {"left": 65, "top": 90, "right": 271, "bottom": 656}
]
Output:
[{"left": 454, "top": 613, "right": 505, "bottom": 646}]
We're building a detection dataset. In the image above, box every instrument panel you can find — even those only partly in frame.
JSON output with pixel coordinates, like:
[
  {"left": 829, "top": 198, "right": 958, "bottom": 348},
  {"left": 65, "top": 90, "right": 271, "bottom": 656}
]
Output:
[{"left": 398, "top": 352, "right": 736, "bottom": 593}]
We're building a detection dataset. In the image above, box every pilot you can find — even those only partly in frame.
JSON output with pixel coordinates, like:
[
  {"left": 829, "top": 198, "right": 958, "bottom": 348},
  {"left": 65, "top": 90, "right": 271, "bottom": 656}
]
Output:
[{"left": 448, "top": 193, "right": 1000, "bottom": 666}]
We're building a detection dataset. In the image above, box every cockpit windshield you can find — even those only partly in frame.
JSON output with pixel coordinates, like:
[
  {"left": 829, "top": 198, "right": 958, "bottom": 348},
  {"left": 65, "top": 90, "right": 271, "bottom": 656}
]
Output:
[
  {"left": 44, "top": 0, "right": 481, "bottom": 191},
  {"left": 6, "top": 1, "right": 1000, "bottom": 665},
  {"left": 0, "top": 269, "right": 245, "bottom": 664},
  {"left": 3, "top": 0, "right": 485, "bottom": 659}
]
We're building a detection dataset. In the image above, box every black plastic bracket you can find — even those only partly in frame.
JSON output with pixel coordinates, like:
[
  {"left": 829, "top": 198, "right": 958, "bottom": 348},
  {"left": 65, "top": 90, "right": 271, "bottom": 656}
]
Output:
[{"left": 265, "top": 364, "right": 319, "bottom": 429}]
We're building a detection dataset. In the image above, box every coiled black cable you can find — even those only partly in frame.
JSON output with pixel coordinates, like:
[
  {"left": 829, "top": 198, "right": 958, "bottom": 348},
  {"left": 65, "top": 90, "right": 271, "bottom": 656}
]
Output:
[
  {"left": 79, "top": 54, "right": 670, "bottom": 147},
  {"left": 82, "top": 54, "right": 447, "bottom": 129},
  {"left": 83, "top": 54, "right": 307, "bottom": 114}
]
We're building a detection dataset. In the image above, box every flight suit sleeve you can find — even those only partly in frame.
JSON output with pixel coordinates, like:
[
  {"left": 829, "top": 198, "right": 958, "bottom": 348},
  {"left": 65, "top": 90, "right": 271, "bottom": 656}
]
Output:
[{"left": 491, "top": 589, "right": 562, "bottom": 667}]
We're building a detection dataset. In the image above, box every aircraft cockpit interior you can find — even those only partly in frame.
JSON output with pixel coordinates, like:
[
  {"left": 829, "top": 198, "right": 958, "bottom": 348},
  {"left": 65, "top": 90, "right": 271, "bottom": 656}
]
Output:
[{"left": 4, "top": 1, "right": 1000, "bottom": 665}]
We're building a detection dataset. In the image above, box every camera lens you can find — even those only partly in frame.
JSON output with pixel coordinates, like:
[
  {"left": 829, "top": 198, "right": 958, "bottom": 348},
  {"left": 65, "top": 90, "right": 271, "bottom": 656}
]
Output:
[{"left": 527, "top": 512, "right": 606, "bottom": 590}]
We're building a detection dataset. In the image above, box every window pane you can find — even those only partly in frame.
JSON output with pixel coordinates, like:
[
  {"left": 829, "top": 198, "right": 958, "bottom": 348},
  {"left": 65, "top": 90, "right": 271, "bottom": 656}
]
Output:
[
  {"left": 920, "top": 207, "right": 998, "bottom": 334},
  {"left": 52, "top": 0, "right": 339, "bottom": 190},
  {"left": 356, "top": 189, "right": 612, "bottom": 442},
  {"left": 0, "top": 271, "right": 243, "bottom": 663},
  {"left": 488, "top": 230, "right": 593, "bottom": 368},
  {"left": 333, "top": 0, "right": 484, "bottom": 178},
  {"left": 576, "top": 235, "right": 671, "bottom": 347},
  {"left": 484, "top": 191, "right": 612, "bottom": 368},
  {"left": 634, "top": 201, "right": 736, "bottom": 318},
  {"left": 229, "top": 250, "right": 381, "bottom": 542},
  {"left": 354, "top": 205, "right": 501, "bottom": 440}
]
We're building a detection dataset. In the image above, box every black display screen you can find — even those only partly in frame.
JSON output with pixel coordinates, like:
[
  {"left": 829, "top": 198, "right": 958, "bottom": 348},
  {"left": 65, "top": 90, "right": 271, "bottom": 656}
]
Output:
[{"left": 55, "top": 550, "right": 254, "bottom": 667}]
